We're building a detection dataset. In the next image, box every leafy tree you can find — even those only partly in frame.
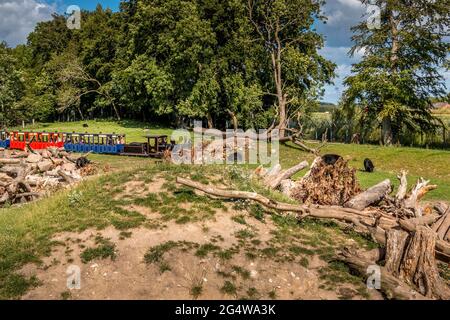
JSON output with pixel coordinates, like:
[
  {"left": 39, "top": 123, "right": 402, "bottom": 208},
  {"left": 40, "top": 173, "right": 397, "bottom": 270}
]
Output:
[
  {"left": 111, "top": 55, "right": 174, "bottom": 118},
  {"left": 246, "top": 0, "right": 335, "bottom": 136},
  {"left": 0, "top": 43, "right": 25, "bottom": 125},
  {"left": 343, "top": 0, "right": 449, "bottom": 145},
  {"left": 27, "top": 14, "right": 75, "bottom": 70},
  {"left": 119, "top": 0, "right": 217, "bottom": 123},
  {"left": 52, "top": 51, "right": 120, "bottom": 120}
]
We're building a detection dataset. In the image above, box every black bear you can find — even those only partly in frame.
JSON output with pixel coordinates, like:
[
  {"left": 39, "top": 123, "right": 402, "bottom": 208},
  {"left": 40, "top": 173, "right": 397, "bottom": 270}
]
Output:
[
  {"left": 322, "top": 154, "right": 342, "bottom": 166},
  {"left": 364, "top": 158, "right": 375, "bottom": 173},
  {"left": 76, "top": 157, "right": 90, "bottom": 168},
  {"left": 83, "top": 123, "right": 89, "bottom": 128}
]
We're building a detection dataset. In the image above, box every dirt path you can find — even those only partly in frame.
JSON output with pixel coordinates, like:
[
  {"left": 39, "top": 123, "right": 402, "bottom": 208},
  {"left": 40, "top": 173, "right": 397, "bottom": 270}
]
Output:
[{"left": 19, "top": 174, "right": 383, "bottom": 300}]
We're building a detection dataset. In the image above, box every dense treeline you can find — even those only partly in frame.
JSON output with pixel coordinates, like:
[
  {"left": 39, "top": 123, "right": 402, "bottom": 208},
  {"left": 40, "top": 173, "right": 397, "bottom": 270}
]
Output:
[
  {"left": 0, "top": 0, "right": 448, "bottom": 146},
  {"left": 0, "top": 0, "right": 334, "bottom": 132}
]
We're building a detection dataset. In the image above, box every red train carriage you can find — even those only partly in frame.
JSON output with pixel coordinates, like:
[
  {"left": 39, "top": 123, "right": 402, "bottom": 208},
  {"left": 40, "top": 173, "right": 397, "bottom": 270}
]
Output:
[{"left": 9, "top": 131, "right": 64, "bottom": 151}]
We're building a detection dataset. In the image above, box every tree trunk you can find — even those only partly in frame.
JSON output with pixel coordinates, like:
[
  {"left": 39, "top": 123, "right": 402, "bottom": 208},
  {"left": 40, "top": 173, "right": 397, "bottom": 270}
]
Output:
[
  {"left": 399, "top": 226, "right": 450, "bottom": 299},
  {"left": 227, "top": 110, "right": 238, "bottom": 131},
  {"left": 278, "top": 98, "right": 287, "bottom": 138},
  {"left": 338, "top": 249, "right": 428, "bottom": 300},
  {"left": 385, "top": 229, "right": 409, "bottom": 275},
  {"left": 111, "top": 100, "right": 121, "bottom": 121},
  {"left": 380, "top": 10, "right": 399, "bottom": 147},
  {"left": 272, "top": 20, "right": 287, "bottom": 138},
  {"left": 207, "top": 113, "right": 214, "bottom": 129},
  {"left": 382, "top": 117, "right": 393, "bottom": 146}
]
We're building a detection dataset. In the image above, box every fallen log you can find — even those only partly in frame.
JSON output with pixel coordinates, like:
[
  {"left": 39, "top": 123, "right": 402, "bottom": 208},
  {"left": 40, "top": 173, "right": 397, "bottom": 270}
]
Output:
[
  {"left": 385, "top": 229, "right": 410, "bottom": 275},
  {"left": 15, "top": 192, "right": 41, "bottom": 200},
  {"left": 0, "top": 159, "right": 21, "bottom": 165},
  {"left": 177, "top": 177, "right": 449, "bottom": 263},
  {"left": 280, "top": 179, "right": 296, "bottom": 197},
  {"left": 0, "top": 192, "right": 9, "bottom": 203},
  {"left": 345, "top": 179, "right": 392, "bottom": 210},
  {"left": 436, "top": 210, "right": 450, "bottom": 240},
  {"left": 338, "top": 248, "right": 429, "bottom": 300},
  {"left": 398, "top": 219, "right": 450, "bottom": 257},
  {"left": 58, "top": 170, "right": 75, "bottom": 184},
  {"left": 399, "top": 226, "right": 450, "bottom": 299},
  {"left": 177, "top": 177, "right": 395, "bottom": 230},
  {"left": 267, "top": 161, "right": 308, "bottom": 189}
]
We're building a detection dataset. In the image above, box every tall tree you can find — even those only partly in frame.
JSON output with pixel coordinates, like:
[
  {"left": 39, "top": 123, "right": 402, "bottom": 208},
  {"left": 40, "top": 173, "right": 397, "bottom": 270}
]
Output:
[
  {"left": 343, "top": 0, "right": 449, "bottom": 145},
  {"left": 0, "top": 43, "right": 25, "bottom": 125},
  {"left": 247, "top": 0, "right": 335, "bottom": 136},
  {"left": 52, "top": 51, "right": 121, "bottom": 120}
]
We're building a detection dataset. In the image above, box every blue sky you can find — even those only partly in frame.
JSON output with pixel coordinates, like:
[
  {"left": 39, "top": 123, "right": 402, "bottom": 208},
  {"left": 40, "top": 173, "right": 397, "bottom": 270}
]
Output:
[
  {"left": 52, "top": 0, "right": 119, "bottom": 12},
  {"left": 0, "top": 0, "right": 448, "bottom": 104}
]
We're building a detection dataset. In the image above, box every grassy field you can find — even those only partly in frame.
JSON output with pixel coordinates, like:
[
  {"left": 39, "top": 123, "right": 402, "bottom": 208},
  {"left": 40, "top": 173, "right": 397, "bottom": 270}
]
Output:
[
  {"left": 15, "top": 120, "right": 173, "bottom": 143},
  {"left": 0, "top": 162, "right": 382, "bottom": 299},
  {"left": 22, "top": 120, "right": 450, "bottom": 201},
  {"left": 0, "top": 120, "right": 448, "bottom": 299}
]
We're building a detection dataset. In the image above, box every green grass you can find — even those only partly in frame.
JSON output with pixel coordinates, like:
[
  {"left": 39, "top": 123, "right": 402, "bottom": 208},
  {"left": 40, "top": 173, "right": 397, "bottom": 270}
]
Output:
[
  {"left": 15, "top": 120, "right": 173, "bottom": 143},
  {"left": 80, "top": 236, "right": 116, "bottom": 263},
  {"left": 19, "top": 120, "right": 450, "bottom": 200},
  {"left": 0, "top": 120, "right": 448, "bottom": 299},
  {"left": 144, "top": 241, "right": 180, "bottom": 264},
  {"left": 280, "top": 141, "right": 450, "bottom": 201},
  {"left": 190, "top": 284, "right": 203, "bottom": 299},
  {"left": 220, "top": 281, "right": 237, "bottom": 296}
]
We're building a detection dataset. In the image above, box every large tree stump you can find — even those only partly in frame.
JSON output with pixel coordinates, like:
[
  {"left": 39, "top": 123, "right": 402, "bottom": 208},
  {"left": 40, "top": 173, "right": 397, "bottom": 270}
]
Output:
[
  {"left": 435, "top": 211, "right": 450, "bottom": 241},
  {"left": 399, "top": 226, "right": 450, "bottom": 299},
  {"left": 338, "top": 249, "right": 428, "bottom": 300},
  {"left": 291, "top": 157, "right": 361, "bottom": 206}
]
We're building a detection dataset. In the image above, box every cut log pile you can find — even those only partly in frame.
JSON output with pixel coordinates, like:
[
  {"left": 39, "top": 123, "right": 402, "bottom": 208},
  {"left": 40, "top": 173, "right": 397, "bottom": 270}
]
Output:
[
  {"left": 173, "top": 136, "right": 256, "bottom": 164},
  {"left": 176, "top": 157, "right": 450, "bottom": 300},
  {"left": 0, "top": 147, "right": 93, "bottom": 206}
]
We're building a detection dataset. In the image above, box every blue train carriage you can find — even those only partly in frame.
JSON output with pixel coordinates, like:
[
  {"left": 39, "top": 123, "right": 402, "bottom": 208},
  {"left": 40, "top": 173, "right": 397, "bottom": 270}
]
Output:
[
  {"left": 63, "top": 132, "right": 126, "bottom": 154},
  {"left": 0, "top": 131, "right": 10, "bottom": 149}
]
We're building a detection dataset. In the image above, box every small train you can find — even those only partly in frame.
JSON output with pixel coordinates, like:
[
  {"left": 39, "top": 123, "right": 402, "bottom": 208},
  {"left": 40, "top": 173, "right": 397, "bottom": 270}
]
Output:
[{"left": 0, "top": 130, "right": 174, "bottom": 158}]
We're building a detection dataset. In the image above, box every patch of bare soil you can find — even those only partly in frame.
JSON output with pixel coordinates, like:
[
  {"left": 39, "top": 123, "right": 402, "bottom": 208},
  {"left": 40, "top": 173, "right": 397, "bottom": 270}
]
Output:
[
  {"left": 113, "top": 175, "right": 165, "bottom": 201},
  {"left": 19, "top": 175, "right": 383, "bottom": 300}
]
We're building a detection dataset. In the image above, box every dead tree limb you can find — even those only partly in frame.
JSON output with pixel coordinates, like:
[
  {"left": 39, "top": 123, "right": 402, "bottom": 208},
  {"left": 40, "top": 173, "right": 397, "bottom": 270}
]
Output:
[
  {"left": 345, "top": 179, "right": 392, "bottom": 210},
  {"left": 398, "top": 219, "right": 450, "bottom": 257},
  {"left": 58, "top": 170, "right": 75, "bottom": 184},
  {"left": 399, "top": 226, "right": 450, "bottom": 299},
  {"left": 0, "top": 159, "right": 21, "bottom": 165},
  {"left": 436, "top": 210, "right": 450, "bottom": 241},
  {"left": 177, "top": 177, "right": 450, "bottom": 264},
  {"left": 338, "top": 249, "right": 429, "bottom": 300},
  {"left": 385, "top": 229, "right": 409, "bottom": 275},
  {"left": 404, "top": 178, "right": 437, "bottom": 217},
  {"left": 267, "top": 160, "right": 308, "bottom": 189},
  {"left": 395, "top": 170, "right": 408, "bottom": 202}
]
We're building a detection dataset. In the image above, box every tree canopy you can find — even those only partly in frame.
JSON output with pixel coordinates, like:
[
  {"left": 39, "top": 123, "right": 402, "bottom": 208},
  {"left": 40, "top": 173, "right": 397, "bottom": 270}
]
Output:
[
  {"left": 0, "top": 0, "right": 448, "bottom": 144},
  {"left": 343, "top": 0, "right": 450, "bottom": 145},
  {"left": 0, "top": 0, "right": 334, "bottom": 131}
]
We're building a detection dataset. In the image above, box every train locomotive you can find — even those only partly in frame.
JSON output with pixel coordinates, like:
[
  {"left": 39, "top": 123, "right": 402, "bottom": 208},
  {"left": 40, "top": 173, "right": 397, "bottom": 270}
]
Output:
[{"left": 0, "top": 130, "right": 174, "bottom": 158}]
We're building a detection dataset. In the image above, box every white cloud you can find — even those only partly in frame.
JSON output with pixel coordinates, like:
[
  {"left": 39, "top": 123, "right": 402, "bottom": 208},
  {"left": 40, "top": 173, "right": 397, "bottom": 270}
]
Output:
[
  {"left": 337, "top": 0, "right": 364, "bottom": 9},
  {"left": 319, "top": 45, "right": 359, "bottom": 103},
  {"left": 0, "top": 0, "right": 56, "bottom": 47}
]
